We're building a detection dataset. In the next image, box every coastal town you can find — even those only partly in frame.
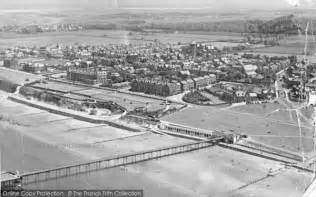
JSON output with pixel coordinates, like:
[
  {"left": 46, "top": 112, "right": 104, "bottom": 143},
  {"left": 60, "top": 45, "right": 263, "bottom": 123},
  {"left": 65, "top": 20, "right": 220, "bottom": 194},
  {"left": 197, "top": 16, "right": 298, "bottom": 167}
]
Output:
[
  {"left": 2, "top": 2, "right": 316, "bottom": 197},
  {"left": 1, "top": 39, "right": 299, "bottom": 105}
]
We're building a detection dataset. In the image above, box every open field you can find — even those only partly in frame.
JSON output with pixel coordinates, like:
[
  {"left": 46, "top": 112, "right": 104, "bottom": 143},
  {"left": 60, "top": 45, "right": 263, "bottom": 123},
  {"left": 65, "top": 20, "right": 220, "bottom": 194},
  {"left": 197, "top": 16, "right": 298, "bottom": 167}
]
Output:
[
  {"left": 4, "top": 29, "right": 314, "bottom": 56},
  {"left": 250, "top": 35, "right": 316, "bottom": 56},
  {"left": 0, "top": 30, "right": 244, "bottom": 48},
  {"left": 0, "top": 67, "right": 43, "bottom": 85},
  {"left": 0, "top": 95, "right": 312, "bottom": 196},
  {"left": 0, "top": 31, "right": 139, "bottom": 48},
  {"left": 162, "top": 103, "right": 315, "bottom": 154},
  {"left": 31, "top": 81, "right": 87, "bottom": 92}
]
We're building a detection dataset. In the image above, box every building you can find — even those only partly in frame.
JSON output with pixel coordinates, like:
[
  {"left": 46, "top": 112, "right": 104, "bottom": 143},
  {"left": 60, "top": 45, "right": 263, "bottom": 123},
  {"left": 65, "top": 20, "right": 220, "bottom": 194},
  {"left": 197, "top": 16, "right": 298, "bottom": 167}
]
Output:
[
  {"left": 180, "top": 79, "right": 195, "bottom": 92},
  {"left": 3, "top": 59, "right": 11, "bottom": 67},
  {"left": 243, "top": 64, "right": 258, "bottom": 77},
  {"left": 126, "top": 54, "right": 139, "bottom": 63},
  {"left": 112, "top": 81, "right": 131, "bottom": 89},
  {"left": 167, "top": 81, "right": 182, "bottom": 96},
  {"left": 284, "top": 77, "right": 301, "bottom": 88},
  {"left": 67, "top": 67, "right": 107, "bottom": 85},
  {"left": 3, "top": 59, "right": 19, "bottom": 70},
  {"left": 308, "top": 91, "right": 316, "bottom": 106},
  {"left": 131, "top": 78, "right": 181, "bottom": 97},
  {"left": 247, "top": 92, "right": 258, "bottom": 102},
  {"left": 23, "top": 63, "right": 46, "bottom": 74},
  {"left": 1, "top": 171, "right": 22, "bottom": 191},
  {"left": 234, "top": 90, "right": 246, "bottom": 102},
  {"left": 306, "top": 82, "right": 316, "bottom": 92},
  {"left": 193, "top": 74, "right": 216, "bottom": 89}
]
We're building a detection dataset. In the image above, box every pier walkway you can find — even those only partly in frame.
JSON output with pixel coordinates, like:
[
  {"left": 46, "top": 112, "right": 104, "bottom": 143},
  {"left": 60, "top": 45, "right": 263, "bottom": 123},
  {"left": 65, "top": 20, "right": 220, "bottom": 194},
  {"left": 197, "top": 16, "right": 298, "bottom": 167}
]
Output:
[{"left": 20, "top": 137, "right": 223, "bottom": 185}]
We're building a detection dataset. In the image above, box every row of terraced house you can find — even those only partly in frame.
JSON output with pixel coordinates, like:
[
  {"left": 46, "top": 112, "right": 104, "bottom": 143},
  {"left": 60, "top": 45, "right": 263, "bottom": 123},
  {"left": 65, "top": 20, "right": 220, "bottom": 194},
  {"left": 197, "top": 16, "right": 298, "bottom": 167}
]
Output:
[
  {"left": 131, "top": 74, "right": 216, "bottom": 97},
  {"left": 67, "top": 67, "right": 108, "bottom": 85}
]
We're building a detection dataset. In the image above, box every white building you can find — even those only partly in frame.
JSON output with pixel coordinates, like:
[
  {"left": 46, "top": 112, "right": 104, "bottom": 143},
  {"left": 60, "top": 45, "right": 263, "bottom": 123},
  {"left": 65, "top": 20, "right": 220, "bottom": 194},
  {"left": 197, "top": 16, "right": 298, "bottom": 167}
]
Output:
[
  {"left": 308, "top": 92, "right": 316, "bottom": 106},
  {"left": 243, "top": 64, "right": 258, "bottom": 77}
]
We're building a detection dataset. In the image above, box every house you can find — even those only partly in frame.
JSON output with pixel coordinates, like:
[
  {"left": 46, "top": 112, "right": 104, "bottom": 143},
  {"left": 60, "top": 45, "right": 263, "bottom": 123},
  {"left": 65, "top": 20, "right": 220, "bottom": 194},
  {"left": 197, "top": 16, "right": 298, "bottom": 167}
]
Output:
[
  {"left": 180, "top": 79, "right": 195, "bottom": 92},
  {"left": 131, "top": 78, "right": 181, "bottom": 97},
  {"left": 235, "top": 90, "right": 246, "bottom": 103},
  {"left": 180, "top": 70, "right": 190, "bottom": 76},
  {"left": 67, "top": 67, "right": 107, "bottom": 85},
  {"left": 306, "top": 82, "right": 316, "bottom": 92},
  {"left": 247, "top": 92, "right": 258, "bottom": 102},
  {"left": 243, "top": 64, "right": 257, "bottom": 77},
  {"left": 309, "top": 92, "right": 316, "bottom": 105},
  {"left": 284, "top": 77, "right": 301, "bottom": 88},
  {"left": 193, "top": 75, "right": 216, "bottom": 89},
  {"left": 23, "top": 63, "right": 46, "bottom": 74}
]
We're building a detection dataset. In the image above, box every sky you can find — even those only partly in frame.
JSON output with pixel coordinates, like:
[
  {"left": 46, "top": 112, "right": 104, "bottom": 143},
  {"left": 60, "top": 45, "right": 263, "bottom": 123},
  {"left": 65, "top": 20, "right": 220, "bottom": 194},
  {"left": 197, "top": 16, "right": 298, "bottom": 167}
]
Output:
[{"left": 1, "top": 0, "right": 316, "bottom": 10}]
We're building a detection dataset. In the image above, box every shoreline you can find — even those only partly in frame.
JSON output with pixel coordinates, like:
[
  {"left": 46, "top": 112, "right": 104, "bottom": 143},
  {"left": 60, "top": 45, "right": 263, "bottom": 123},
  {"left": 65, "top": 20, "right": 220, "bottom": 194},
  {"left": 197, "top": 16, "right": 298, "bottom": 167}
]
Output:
[{"left": 8, "top": 95, "right": 144, "bottom": 133}]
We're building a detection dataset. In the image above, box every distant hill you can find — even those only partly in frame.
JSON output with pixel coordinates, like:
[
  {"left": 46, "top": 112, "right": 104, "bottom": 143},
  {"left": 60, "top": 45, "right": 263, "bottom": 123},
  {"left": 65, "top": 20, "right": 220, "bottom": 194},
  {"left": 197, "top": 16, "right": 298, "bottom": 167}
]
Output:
[{"left": 245, "top": 15, "right": 301, "bottom": 35}]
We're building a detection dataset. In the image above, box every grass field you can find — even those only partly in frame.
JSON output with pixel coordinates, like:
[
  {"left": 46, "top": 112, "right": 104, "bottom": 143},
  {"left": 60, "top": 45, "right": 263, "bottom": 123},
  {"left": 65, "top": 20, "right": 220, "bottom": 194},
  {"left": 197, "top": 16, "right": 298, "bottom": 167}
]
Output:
[
  {"left": 0, "top": 31, "right": 137, "bottom": 48},
  {"left": 0, "top": 67, "right": 43, "bottom": 85},
  {"left": 3, "top": 29, "right": 314, "bottom": 57},
  {"left": 162, "top": 103, "right": 315, "bottom": 154},
  {"left": 251, "top": 35, "right": 316, "bottom": 56},
  {"left": 0, "top": 30, "right": 244, "bottom": 48}
]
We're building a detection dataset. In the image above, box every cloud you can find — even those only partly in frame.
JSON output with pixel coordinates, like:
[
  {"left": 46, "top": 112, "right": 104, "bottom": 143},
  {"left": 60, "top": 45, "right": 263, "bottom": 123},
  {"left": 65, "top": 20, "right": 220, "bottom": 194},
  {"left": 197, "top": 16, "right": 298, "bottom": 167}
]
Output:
[{"left": 286, "top": 0, "right": 300, "bottom": 6}]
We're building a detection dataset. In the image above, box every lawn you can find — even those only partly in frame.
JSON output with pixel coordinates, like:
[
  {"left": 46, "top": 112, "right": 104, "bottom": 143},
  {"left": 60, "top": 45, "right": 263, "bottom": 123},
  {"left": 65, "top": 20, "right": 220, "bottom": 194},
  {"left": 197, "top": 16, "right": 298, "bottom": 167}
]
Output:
[{"left": 162, "top": 103, "right": 314, "bottom": 154}]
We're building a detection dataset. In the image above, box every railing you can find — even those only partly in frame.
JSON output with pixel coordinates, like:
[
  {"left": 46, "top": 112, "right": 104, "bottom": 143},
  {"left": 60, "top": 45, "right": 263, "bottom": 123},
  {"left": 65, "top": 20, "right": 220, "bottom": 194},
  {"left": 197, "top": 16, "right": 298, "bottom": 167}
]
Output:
[{"left": 20, "top": 137, "right": 223, "bottom": 185}]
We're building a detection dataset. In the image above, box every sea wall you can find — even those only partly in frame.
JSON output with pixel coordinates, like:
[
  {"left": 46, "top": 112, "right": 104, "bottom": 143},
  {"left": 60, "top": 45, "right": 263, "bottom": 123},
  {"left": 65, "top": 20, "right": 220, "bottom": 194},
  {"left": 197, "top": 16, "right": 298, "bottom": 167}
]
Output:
[
  {"left": 8, "top": 96, "right": 141, "bottom": 133},
  {"left": 241, "top": 140, "right": 304, "bottom": 162}
]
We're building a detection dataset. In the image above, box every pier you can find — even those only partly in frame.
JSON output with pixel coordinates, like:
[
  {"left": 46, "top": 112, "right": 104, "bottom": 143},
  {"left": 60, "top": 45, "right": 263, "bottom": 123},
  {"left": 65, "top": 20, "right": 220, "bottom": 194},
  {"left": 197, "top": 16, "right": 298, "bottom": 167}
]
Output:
[{"left": 19, "top": 137, "right": 223, "bottom": 185}]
